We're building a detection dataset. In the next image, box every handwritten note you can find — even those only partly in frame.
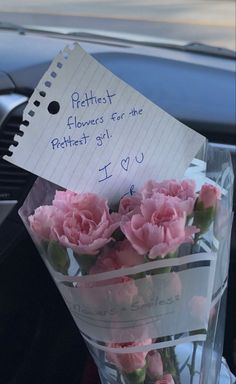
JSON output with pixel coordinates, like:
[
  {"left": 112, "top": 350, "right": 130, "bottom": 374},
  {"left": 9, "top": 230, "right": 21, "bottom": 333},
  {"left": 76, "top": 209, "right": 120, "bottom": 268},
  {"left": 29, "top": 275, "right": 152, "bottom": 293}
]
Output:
[{"left": 4, "top": 43, "right": 206, "bottom": 202}]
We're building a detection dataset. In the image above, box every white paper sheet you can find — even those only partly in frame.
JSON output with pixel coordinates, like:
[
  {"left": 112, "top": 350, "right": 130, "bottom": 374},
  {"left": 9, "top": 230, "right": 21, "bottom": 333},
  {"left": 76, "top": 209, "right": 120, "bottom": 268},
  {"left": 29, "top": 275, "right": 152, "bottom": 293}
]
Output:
[{"left": 4, "top": 43, "right": 206, "bottom": 202}]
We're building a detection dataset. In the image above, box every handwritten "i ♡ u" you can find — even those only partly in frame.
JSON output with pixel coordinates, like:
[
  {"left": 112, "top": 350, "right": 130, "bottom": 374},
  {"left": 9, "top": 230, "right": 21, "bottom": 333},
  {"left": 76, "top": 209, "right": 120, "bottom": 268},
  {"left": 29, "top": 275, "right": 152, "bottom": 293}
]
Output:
[{"left": 121, "top": 157, "right": 130, "bottom": 172}]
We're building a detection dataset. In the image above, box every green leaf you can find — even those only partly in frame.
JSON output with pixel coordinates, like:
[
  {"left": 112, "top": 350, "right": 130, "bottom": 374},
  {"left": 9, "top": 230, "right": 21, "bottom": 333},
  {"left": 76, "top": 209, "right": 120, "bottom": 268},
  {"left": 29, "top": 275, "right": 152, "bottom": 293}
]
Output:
[
  {"left": 47, "top": 241, "right": 70, "bottom": 275},
  {"left": 74, "top": 252, "right": 97, "bottom": 275}
]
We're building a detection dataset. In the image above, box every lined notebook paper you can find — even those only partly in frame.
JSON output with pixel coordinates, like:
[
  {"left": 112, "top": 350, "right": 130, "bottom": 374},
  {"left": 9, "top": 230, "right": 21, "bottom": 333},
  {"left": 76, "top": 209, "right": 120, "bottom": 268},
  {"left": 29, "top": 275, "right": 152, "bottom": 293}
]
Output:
[{"left": 4, "top": 43, "right": 206, "bottom": 202}]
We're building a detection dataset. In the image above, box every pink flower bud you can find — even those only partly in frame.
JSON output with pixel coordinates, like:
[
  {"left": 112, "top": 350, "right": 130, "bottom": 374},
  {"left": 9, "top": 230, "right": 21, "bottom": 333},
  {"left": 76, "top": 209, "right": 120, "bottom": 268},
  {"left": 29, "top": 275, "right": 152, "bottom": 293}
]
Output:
[
  {"left": 198, "top": 184, "right": 221, "bottom": 209},
  {"left": 193, "top": 184, "right": 221, "bottom": 234},
  {"left": 106, "top": 339, "right": 152, "bottom": 374},
  {"left": 188, "top": 295, "right": 208, "bottom": 323},
  {"left": 188, "top": 296, "right": 216, "bottom": 323},
  {"left": 147, "top": 350, "right": 163, "bottom": 379}
]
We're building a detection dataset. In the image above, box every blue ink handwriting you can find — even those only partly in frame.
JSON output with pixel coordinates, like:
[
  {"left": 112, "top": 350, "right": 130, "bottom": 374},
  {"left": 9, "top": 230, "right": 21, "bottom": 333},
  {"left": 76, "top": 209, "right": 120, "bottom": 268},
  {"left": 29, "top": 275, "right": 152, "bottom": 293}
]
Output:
[
  {"left": 121, "top": 153, "right": 144, "bottom": 171},
  {"left": 98, "top": 162, "right": 112, "bottom": 183},
  {"left": 51, "top": 133, "right": 89, "bottom": 150},
  {"left": 109, "top": 108, "right": 143, "bottom": 123},
  {"left": 129, "top": 107, "right": 143, "bottom": 117},
  {"left": 67, "top": 115, "right": 104, "bottom": 129},
  {"left": 135, "top": 152, "right": 144, "bottom": 163},
  {"left": 122, "top": 184, "right": 136, "bottom": 198},
  {"left": 110, "top": 112, "right": 125, "bottom": 122},
  {"left": 121, "top": 157, "right": 130, "bottom": 172},
  {"left": 98, "top": 153, "right": 144, "bottom": 183},
  {"left": 96, "top": 129, "right": 112, "bottom": 147},
  {"left": 71, "top": 90, "right": 116, "bottom": 109}
]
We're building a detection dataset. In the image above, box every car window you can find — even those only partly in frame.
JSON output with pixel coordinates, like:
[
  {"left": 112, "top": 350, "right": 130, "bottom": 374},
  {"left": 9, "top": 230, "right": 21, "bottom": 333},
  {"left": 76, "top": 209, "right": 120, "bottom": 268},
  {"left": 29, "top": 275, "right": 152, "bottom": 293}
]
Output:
[{"left": 0, "top": 0, "right": 235, "bottom": 52}]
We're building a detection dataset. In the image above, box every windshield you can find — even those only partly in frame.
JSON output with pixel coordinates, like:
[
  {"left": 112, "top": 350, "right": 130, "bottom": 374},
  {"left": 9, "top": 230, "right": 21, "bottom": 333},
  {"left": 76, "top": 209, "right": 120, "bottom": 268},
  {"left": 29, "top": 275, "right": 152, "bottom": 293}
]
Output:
[{"left": 0, "top": 0, "right": 235, "bottom": 52}]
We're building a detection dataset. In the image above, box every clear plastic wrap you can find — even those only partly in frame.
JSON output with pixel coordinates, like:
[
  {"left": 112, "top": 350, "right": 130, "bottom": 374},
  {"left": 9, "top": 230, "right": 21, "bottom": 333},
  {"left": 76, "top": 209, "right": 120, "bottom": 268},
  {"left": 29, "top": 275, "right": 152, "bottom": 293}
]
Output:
[{"left": 19, "top": 145, "right": 235, "bottom": 384}]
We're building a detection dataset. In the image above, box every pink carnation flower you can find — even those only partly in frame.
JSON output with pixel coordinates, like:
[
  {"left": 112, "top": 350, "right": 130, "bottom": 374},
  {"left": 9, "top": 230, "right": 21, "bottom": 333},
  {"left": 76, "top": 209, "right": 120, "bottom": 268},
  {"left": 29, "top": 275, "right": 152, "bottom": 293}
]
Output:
[
  {"left": 89, "top": 248, "right": 119, "bottom": 274},
  {"left": 78, "top": 274, "right": 138, "bottom": 308},
  {"left": 29, "top": 190, "right": 120, "bottom": 255},
  {"left": 121, "top": 194, "right": 199, "bottom": 259},
  {"left": 142, "top": 179, "right": 196, "bottom": 215},
  {"left": 53, "top": 193, "right": 120, "bottom": 254},
  {"left": 119, "top": 194, "right": 142, "bottom": 217},
  {"left": 147, "top": 350, "right": 163, "bottom": 379},
  {"left": 90, "top": 240, "right": 144, "bottom": 274},
  {"left": 115, "top": 240, "right": 144, "bottom": 267},
  {"left": 106, "top": 339, "right": 152, "bottom": 373},
  {"left": 29, "top": 205, "right": 63, "bottom": 241},
  {"left": 52, "top": 190, "right": 78, "bottom": 213},
  {"left": 110, "top": 276, "right": 138, "bottom": 305},
  {"left": 155, "top": 373, "right": 175, "bottom": 384},
  {"left": 89, "top": 247, "right": 138, "bottom": 305}
]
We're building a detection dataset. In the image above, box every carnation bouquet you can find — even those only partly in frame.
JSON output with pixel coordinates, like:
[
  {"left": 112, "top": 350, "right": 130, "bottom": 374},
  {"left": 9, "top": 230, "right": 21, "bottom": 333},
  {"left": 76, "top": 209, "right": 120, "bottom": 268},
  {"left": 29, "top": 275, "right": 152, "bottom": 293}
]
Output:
[{"left": 19, "top": 146, "right": 234, "bottom": 384}]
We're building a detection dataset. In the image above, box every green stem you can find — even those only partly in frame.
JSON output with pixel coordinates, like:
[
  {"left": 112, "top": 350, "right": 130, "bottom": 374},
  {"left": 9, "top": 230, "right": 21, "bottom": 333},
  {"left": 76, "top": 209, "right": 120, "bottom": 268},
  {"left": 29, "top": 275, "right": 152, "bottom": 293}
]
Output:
[
  {"left": 161, "top": 345, "right": 180, "bottom": 384},
  {"left": 117, "top": 369, "right": 123, "bottom": 383},
  {"left": 170, "top": 347, "right": 180, "bottom": 384},
  {"left": 190, "top": 342, "right": 198, "bottom": 384},
  {"left": 122, "top": 366, "right": 146, "bottom": 384}
]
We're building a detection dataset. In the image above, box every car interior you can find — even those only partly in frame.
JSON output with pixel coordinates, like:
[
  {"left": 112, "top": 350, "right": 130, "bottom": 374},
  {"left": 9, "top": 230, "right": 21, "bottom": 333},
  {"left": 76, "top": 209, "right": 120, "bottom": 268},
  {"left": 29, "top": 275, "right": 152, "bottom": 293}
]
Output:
[{"left": 0, "top": 26, "right": 235, "bottom": 384}]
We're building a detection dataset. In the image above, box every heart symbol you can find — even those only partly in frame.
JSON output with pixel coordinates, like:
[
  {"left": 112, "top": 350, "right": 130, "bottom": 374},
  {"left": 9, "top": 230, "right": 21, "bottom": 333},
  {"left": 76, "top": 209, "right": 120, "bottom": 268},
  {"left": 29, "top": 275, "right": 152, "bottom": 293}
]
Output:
[{"left": 121, "top": 157, "right": 130, "bottom": 172}]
